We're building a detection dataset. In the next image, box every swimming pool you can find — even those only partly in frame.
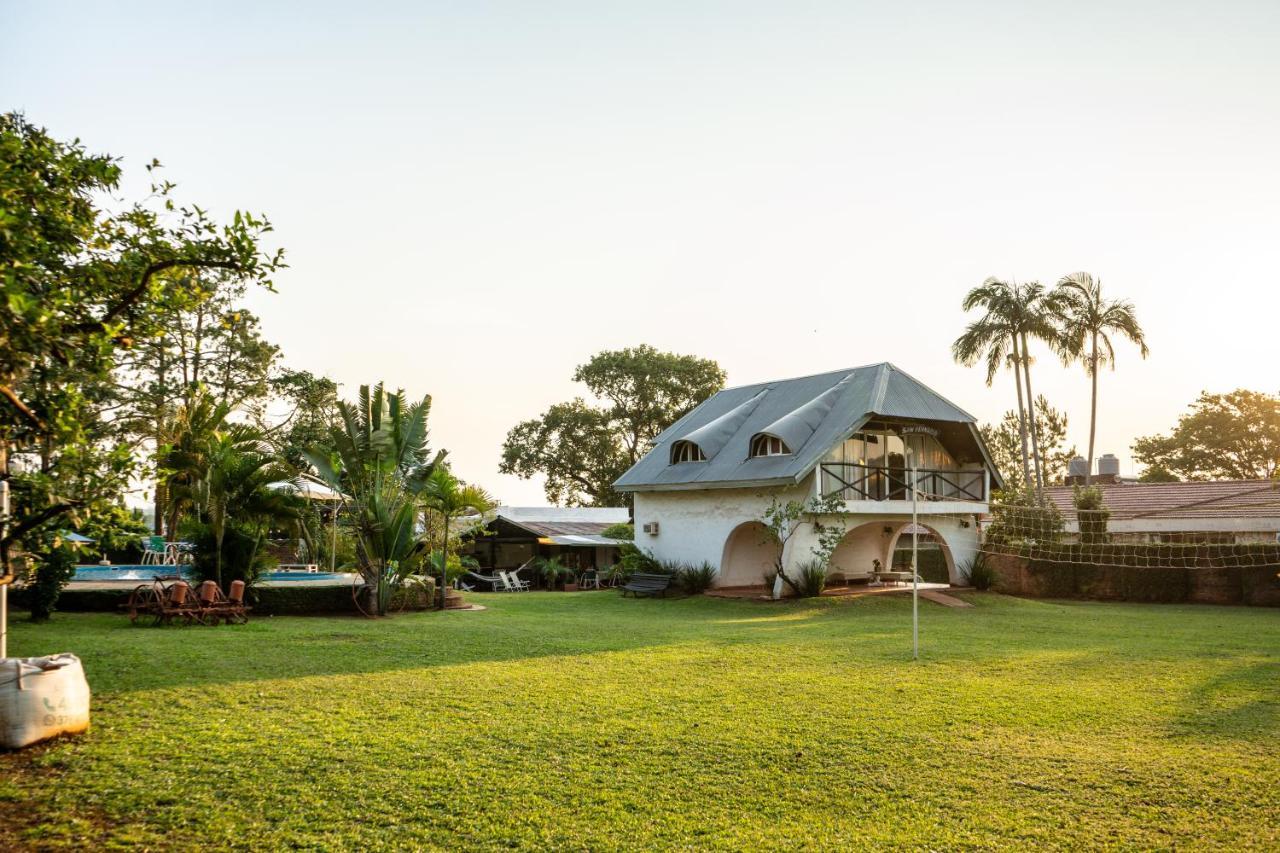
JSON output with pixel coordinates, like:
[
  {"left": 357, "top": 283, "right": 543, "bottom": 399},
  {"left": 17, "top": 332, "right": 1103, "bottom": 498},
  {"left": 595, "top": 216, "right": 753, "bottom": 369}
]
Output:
[{"left": 71, "top": 565, "right": 354, "bottom": 583}]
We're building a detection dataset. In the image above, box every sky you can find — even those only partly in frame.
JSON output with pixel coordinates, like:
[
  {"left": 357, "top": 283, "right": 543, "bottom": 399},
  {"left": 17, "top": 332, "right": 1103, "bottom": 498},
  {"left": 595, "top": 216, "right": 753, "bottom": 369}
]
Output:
[{"left": 4, "top": 1, "right": 1279, "bottom": 505}]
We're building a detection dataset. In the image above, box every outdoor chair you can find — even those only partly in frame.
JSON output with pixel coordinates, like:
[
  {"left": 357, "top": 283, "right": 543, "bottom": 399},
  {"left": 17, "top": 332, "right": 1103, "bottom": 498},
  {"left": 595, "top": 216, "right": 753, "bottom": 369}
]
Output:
[
  {"left": 140, "top": 535, "right": 167, "bottom": 565},
  {"left": 501, "top": 570, "right": 531, "bottom": 591}
]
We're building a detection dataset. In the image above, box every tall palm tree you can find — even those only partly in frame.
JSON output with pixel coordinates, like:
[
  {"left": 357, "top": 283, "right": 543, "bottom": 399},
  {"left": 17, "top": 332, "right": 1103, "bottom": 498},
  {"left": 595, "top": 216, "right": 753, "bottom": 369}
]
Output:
[
  {"left": 1052, "top": 272, "right": 1148, "bottom": 485},
  {"left": 198, "top": 432, "right": 303, "bottom": 587},
  {"left": 1011, "top": 281, "right": 1060, "bottom": 491},
  {"left": 953, "top": 278, "right": 1055, "bottom": 492},
  {"left": 421, "top": 467, "right": 494, "bottom": 609},
  {"left": 304, "top": 383, "right": 444, "bottom": 615}
]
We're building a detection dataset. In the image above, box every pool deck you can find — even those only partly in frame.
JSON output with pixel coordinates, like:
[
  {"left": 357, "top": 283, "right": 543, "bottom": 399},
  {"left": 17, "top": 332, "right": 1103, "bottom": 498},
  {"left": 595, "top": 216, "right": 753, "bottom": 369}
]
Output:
[{"left": 68, "top": 573, "right": 360, "bottom": 591}]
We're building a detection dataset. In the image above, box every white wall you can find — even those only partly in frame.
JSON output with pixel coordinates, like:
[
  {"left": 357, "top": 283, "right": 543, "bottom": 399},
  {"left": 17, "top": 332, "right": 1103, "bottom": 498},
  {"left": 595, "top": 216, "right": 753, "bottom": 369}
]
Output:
[{"left": 631, "top": 476, "right": 982, "bottom": 587}]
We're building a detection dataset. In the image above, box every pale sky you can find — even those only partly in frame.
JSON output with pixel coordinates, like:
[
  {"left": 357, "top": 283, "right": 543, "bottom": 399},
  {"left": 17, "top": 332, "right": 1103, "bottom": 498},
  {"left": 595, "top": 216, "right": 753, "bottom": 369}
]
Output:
[{"left": 4, "top": 1, "right": 1279, "bottom": 504}]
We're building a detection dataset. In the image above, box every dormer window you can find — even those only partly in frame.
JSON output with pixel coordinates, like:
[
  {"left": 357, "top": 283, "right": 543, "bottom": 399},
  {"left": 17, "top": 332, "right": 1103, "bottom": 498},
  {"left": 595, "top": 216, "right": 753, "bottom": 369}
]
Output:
[
  {"left": 670, "top": 440, "right": 706, "bottom": 464},
  {"left": 750, "top": 433, "right": 791, "bottom": 457}
]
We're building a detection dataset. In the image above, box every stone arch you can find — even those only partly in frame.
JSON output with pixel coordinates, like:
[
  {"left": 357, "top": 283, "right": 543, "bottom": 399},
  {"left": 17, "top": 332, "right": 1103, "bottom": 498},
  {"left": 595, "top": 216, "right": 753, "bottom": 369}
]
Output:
[
  {"left": 886, "top": 522, "right": 959, "bottom": 584},
  {"left": 719, "top": 521, "right": 781, "bottom": 587},
  {"left": 829, "top": 522, "right": 893, "bottom": 579}
]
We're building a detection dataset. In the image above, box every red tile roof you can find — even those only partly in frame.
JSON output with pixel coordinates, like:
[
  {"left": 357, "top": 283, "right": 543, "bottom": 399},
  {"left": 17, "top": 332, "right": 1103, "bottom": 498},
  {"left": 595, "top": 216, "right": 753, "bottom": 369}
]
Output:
[{"left": 1044, "top": 480, "right": 1280, "bottom": 521}]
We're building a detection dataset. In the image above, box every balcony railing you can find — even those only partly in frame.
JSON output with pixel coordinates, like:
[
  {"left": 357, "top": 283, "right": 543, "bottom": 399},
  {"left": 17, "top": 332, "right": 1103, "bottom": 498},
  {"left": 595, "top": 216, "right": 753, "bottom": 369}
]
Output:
[{"left": 820, "top": 463, "right": 987, "bottom": 503}]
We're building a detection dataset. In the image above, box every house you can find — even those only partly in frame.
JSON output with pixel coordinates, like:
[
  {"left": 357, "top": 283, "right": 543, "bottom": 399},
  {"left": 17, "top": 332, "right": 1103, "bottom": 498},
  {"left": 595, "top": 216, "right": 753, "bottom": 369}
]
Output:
[
  {"left": 1044, "top": 480, "right": 1280, "bottom": 544},
  {"left": 614, "top": 363, "right": 1003, "bottom": 588},
  {"left": 460, "top": 506, "right": 629, "bottom": 574}
]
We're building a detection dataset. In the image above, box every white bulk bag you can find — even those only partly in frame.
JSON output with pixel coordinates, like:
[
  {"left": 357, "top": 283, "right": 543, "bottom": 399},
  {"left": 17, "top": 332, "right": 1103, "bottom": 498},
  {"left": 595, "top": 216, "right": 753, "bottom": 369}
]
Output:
[{"left": 0, "top": 654, "right": 91, "bottom": 749}]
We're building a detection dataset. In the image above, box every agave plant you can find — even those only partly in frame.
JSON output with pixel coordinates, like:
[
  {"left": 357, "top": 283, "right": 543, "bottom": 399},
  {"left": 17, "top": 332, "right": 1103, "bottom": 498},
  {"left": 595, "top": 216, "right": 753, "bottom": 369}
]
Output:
[{"left": 304, "top": 383, "right": 444, "bottom": 615}]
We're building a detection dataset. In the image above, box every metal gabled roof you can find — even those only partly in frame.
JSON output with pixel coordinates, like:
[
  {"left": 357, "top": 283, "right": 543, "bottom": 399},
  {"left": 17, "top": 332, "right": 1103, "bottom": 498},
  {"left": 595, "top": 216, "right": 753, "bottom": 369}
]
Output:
[
  {"left": 614, "top": 362, "right": 981, "bottom": 492},
  {"left": 677, "top": 389, "right": 767, "bottom": 461}
]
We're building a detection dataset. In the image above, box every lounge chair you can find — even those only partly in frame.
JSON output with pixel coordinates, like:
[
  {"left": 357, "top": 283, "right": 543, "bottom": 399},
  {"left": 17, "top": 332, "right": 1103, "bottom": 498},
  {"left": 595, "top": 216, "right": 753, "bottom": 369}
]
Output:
[{"left": 501, "top": 570, "right": 531, "bottom": 591}]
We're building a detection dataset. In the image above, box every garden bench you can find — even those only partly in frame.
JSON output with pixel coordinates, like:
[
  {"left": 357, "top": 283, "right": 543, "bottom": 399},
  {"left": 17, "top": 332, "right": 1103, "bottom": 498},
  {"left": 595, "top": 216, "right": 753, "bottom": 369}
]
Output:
[{"left": 620, "top": 572, "right": 673, "bottom": 598}]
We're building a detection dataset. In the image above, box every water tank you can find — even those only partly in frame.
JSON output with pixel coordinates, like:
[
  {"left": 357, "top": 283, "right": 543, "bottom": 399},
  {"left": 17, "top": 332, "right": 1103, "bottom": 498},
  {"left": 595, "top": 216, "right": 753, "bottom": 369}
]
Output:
[
  {"left": 1068, "top": 456, "right": 1089, "bottom": 478},
  {"left": 1097, "top": 454, "right": 1120, "bottom": 477}
]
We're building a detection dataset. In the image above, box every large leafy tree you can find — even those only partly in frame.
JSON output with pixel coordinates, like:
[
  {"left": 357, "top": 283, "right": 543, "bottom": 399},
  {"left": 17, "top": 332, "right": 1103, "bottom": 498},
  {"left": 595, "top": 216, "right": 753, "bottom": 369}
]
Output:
[
  {"left": 1051, "top": 272, "right": 1147, "bottom": 485},
  {"left": 953, "top": 279, "right": 1057, "bottom": 491},
  {"left": 980, "top": 396, "right": 1077, "bottom": 493},
  {"left": 0, "top": 113, "right": 281, "bottom": 580},
  {"left": 500, "top": 345, "right": 725, "bottom": 506},
  {"left": 304, "top": 384, "right": 443, "bottom": 615},
  {"left": 1133, "top": 389, "right": 1280, "bottom": 481}
]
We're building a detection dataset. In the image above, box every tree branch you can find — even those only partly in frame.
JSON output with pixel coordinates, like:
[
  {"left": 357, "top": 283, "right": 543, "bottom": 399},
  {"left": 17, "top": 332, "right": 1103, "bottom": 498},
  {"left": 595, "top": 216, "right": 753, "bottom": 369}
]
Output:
[
  {"left": 73, "top": 259, "right": 240, "bottom": 334},
  {"left": 0, "top": 499, "right": 84, "bottom": 548},
  {"left": 0, "top": 384, "right": 45, "bottom": 430}
]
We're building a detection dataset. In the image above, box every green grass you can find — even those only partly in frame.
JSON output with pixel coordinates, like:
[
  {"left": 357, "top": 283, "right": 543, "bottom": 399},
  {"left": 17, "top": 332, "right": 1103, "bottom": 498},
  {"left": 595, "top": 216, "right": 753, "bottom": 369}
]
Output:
[{"left": 2, "top": 592, "right": 1277, "bottom": 850}]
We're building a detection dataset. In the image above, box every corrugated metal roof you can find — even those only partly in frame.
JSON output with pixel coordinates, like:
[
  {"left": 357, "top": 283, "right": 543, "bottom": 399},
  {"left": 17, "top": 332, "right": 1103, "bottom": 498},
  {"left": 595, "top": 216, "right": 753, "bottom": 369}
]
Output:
[
  {"left": 1045, "top": 480, "right": 1280, "bottom": 521},
  {"left": 615, "top": 362, "right": 981, "bottom": 492}
]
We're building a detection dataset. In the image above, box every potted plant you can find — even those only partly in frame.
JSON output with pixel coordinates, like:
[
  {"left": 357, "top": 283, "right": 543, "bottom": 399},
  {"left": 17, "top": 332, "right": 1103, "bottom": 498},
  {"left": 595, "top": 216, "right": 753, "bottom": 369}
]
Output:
[{"left": 534, "top": 557, "right": 574, "bottom": 591}]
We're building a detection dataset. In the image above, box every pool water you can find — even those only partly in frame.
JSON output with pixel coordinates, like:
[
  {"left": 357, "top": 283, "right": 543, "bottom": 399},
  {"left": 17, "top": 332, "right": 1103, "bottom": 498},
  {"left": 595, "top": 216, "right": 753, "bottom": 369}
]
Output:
[{"left": 72, "top": 565, "right": 352, "bottom": 583}]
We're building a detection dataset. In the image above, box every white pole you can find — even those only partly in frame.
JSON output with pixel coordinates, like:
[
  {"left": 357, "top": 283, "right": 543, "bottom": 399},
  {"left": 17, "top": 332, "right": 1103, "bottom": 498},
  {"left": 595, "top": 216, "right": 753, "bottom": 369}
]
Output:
[
  {"left": 912, "top": 465, "right": 919, "bottom": 661},
  {"left": 1, "top": 478, "right": 9, "bottom": 659}
]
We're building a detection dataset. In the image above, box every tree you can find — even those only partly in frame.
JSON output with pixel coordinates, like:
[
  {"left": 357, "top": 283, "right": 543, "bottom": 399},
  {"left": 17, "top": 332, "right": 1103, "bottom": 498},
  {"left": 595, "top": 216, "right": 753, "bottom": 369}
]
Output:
[
  {"left": 114, "top": 273, "right": 282, "bottom": 533},
  {"left": 500, "top": 346, "right": 724, "bottom": 506},
  {"left": 267, "top": 368, "right": 339, "bottom": 469},
  {"left": 1132, "top": 389, "right": 1280, "bottom": 481},
  {"left": 980, "top": 396, "right": 1077, "bottom": 492},
  {"left": 759, "top": 493, "right": 845, "bottom": 597},
  {"left": 303, "top": 384, "right": 443, "bottom": 615},
  {"left": 0, "top": 113, "right": 281, "bottom": 579},
  {"left": 1052, "top": 272, "right": 1148, "bottom": 485},
  {"left": 953, "top": 279, "right": 1057, "bottom": 492},
  {"left": 420, "top": 466, "right": 494, "bottom": 609}
]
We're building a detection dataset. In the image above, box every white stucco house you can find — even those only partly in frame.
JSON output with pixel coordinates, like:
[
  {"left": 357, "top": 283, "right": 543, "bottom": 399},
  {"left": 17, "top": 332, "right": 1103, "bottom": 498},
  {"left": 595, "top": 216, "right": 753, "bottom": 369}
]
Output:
[{"left": 614, "top": 363, "right": 1004, "bottom": 589}]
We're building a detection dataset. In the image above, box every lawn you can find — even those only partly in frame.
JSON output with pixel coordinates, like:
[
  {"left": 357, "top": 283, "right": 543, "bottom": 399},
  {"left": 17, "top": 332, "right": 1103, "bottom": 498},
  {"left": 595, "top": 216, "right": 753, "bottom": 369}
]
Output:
[{"left": 2, "top": 592, "right": 1277, "bottom": 850}]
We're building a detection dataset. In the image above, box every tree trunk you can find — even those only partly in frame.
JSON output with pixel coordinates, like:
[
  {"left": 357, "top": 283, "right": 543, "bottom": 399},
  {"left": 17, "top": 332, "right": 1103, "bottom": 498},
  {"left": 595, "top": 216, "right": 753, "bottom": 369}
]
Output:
[
  {"left": 1086, "top": 331, "right": 1099, "bottom": 486},
  {"left": 1021, "top": 333, "right": 1044, "bottom": 493},
  {"left": 1010, "top": 336, "right": 1033, "bottom": 491},
  {"left": 438, "top": 512, "right": 449, "bottom": 610}
]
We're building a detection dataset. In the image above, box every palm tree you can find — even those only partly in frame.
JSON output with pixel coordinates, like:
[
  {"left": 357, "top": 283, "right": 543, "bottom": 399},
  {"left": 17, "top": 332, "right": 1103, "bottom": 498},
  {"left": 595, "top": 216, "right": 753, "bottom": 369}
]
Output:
[
  {"left": 953, "top": 278, "right": 1053, "bottom": 491},
  {"left": 158, "top": 387, "right": 236, "bottom": 536},
  {"left": 421, "top": 467, "right": 494, "bottom": 609},
  {"left": 1052, "top": 273, "right": 1148, "bottom": 485},
  {"left": 304, "top": 383, "right": 444, "bottom": 615},
  {"left": 1011, "top": 281, "right": 1060, "bottom": 491},
  {"left": 199, "top": 432, "right": 303, "bottom": 587}
]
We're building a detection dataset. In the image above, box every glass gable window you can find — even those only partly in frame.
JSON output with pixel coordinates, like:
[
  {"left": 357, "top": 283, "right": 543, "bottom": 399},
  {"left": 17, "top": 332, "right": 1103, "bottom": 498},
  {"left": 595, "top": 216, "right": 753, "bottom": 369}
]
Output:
[
  {"left": 749, "top": 434, "right": 791, "bottom": 457},
  {"left": 670, "top": 440, "right": 706, "bottom": 463}
]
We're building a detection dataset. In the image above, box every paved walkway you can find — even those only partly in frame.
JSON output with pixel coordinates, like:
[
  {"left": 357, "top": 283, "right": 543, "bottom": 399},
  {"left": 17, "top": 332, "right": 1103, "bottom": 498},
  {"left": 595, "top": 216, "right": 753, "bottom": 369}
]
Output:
[
  {"left": 706, "top": 582, "right": 954, "bottom": 602},
  {"left": 919, "top": 590, "right": 975, "bottom": 608}
]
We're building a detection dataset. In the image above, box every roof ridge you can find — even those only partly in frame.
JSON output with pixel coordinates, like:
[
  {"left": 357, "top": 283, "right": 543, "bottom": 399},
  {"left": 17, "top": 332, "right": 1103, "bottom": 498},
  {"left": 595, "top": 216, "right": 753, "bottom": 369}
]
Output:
[{"left": 718, "top": 361, "right": 888, "bottom": 394}]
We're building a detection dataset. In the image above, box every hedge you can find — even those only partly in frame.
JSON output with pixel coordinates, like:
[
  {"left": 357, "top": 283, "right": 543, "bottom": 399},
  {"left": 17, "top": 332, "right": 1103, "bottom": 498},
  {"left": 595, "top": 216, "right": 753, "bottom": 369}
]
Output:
[
  {"left": 11, "top": 582, "right": 365, "bottom": 617},
  {"left": 991, "top": 544, "right": 1280, "bottom": 606}
]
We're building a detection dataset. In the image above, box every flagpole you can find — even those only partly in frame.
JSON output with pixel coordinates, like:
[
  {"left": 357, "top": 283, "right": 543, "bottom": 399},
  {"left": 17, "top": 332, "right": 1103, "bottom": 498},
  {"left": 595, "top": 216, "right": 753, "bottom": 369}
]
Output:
[{"left": 912, "top": 464, "right": 919, "bottom": 661}]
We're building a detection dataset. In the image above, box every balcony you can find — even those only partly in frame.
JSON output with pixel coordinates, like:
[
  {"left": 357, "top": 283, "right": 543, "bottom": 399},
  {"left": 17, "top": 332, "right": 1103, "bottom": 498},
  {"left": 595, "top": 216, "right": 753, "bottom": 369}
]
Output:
[{"left": 819, "top": 462, "right": 987, "bottom": 503}]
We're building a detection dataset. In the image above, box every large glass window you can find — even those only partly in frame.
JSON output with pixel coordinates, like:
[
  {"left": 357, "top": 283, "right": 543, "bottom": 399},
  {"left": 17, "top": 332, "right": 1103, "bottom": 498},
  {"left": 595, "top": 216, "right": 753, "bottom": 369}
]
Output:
[{"left": 822, "top": 425, "right": 961, "bottom": 499}]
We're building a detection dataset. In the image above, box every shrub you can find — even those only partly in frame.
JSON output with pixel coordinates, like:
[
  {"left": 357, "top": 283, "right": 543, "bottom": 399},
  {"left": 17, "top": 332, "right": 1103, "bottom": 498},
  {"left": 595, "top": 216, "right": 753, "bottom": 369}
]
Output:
[
  {"left": 77, "top": 503, "right": 149, "bottom": 564},
  {"left": 1073, "top": 486, "right": 1111, "bottom": 545},
  {"left": 793, "top": 559, "right": 828, "bottom": 597},
  {"left": 182, "top": 520, "right": 276, "bottom": 589},
  {"left": 533, "top": 557, "right": 575, "bottom": 589},
  {"left": 960, "top": 553, "right": 997, "bottom": 590},
  {"left": 26, "top": 546, "right": 77, "bottom": 621},
  {"left": 601, "top": 523, "right": 634, "bottom": 541},
  {"left": 678, "top": 562, "right": 718, "bottom": 594},
  {"left": 618, "top": 543, "right": 662, "bottom": 575}
]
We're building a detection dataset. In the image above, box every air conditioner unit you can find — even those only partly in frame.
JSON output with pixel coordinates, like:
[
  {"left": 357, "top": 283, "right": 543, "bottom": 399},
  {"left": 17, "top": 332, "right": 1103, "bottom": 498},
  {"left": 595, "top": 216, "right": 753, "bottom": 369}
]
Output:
[{"left": 642, "top": 522, "right": 659, "bottom": 536}]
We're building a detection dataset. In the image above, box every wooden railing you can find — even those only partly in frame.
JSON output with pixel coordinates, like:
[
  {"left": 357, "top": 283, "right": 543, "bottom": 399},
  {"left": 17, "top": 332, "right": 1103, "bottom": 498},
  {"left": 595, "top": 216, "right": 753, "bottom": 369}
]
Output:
[{"left": 819, "top": 463, "right": 986, "bottom": 502}]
